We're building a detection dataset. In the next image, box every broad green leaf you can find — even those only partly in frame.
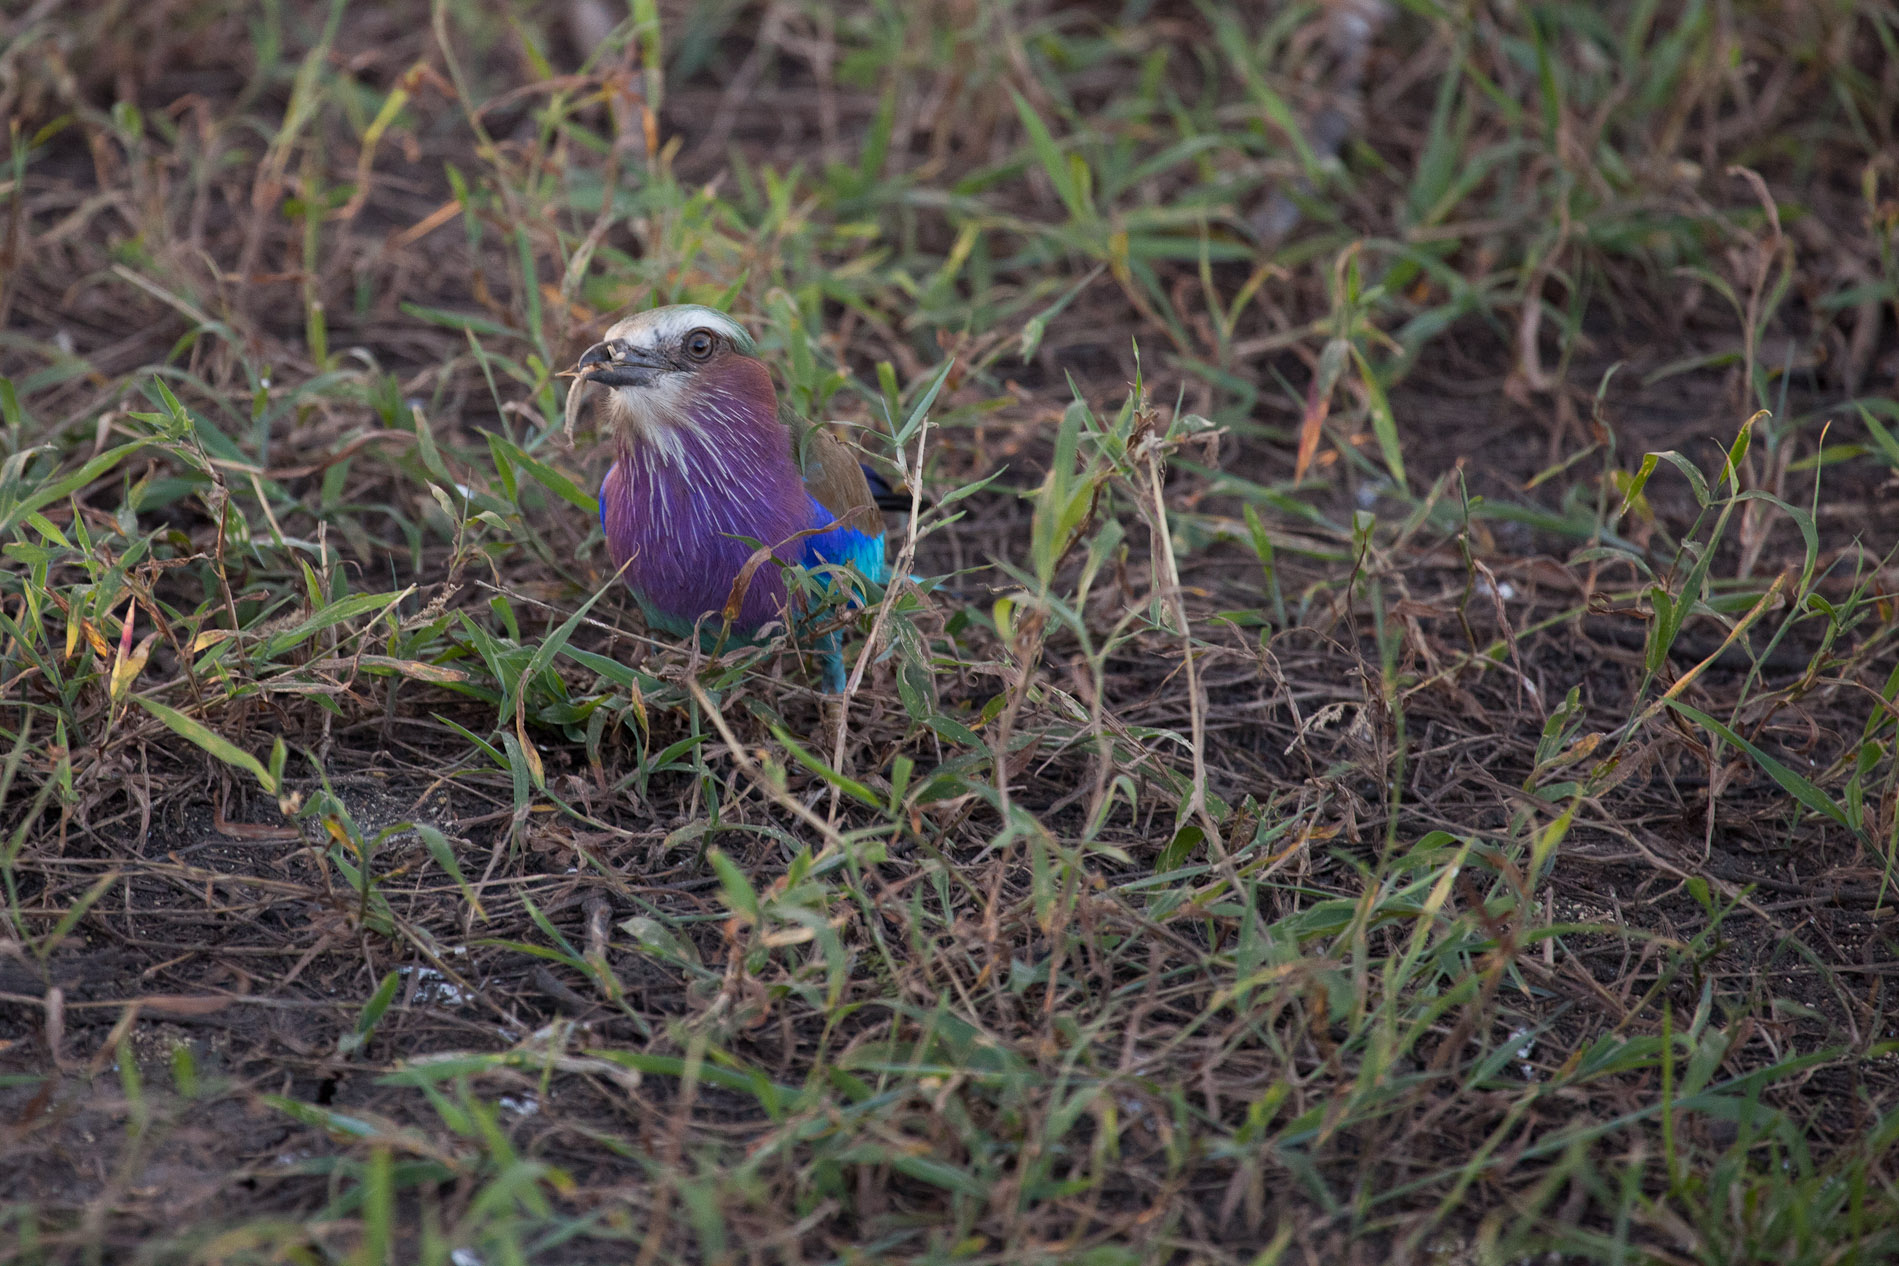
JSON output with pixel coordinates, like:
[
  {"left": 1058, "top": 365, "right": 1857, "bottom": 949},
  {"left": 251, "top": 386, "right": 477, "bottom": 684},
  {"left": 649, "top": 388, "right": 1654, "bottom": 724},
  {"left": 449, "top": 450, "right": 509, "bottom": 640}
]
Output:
[
  {"left": 135, "top": 696, "right": 277, "bottom": 794},
  {"left": 1666, "top": 700, "right": 1856, "bottom": 836}
]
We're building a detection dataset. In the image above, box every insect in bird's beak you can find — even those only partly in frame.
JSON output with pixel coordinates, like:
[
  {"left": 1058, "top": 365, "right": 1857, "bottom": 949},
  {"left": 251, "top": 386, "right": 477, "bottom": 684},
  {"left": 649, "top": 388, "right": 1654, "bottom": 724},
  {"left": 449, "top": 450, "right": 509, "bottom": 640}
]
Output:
[{"left": 573, "top": 341, "right": 669, "bottom": 389}]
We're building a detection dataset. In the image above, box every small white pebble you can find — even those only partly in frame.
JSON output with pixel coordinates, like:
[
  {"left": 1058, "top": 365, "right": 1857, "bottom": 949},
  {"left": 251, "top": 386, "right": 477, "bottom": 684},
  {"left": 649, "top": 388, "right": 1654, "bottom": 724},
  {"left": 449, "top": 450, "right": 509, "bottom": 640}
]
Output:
[
  {"left": 1474, "top": 576, "right": 1517, "bottom": 601},
  {"left": 400, "top": 966, "right": 471, "bottom": 1007},
  {"left": 1508, "top": 1026, "right": 1538, "bottom": 1080}
]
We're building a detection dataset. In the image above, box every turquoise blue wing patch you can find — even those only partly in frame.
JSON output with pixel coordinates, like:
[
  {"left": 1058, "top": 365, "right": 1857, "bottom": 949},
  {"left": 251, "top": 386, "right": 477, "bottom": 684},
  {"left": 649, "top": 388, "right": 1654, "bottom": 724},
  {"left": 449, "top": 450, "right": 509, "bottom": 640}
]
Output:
[{"left": 800, "top": 497, "right": 889, "bottom": 584}]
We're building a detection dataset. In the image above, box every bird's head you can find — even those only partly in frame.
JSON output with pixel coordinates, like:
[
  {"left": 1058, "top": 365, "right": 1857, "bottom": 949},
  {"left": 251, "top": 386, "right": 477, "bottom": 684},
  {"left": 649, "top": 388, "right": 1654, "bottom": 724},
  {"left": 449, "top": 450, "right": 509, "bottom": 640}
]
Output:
[{"left": 572, "top": 305, "right": 773, "bottom": 452}]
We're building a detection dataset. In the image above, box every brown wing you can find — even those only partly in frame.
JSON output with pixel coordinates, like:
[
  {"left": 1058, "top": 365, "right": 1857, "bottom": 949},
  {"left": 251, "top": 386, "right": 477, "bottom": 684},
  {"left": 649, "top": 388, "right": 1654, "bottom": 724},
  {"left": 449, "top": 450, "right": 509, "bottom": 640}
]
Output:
[{"left": 785, "top": 406, "right": 883, "bottom": 536}]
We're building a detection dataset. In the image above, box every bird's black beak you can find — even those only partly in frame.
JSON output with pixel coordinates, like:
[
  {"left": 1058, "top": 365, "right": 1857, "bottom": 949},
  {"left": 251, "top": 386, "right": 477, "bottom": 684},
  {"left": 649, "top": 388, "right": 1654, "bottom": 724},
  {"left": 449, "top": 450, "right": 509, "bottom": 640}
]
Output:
[{"left": 575, "top": 341, "right": 668, "bottom": 389}]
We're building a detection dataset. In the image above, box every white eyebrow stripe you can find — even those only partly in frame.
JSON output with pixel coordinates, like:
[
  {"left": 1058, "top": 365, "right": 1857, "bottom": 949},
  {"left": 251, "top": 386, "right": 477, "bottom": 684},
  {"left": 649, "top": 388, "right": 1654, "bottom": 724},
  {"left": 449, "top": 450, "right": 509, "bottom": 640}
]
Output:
[{"left": 600, "top": 305, "right": 752, "bottom": 354}]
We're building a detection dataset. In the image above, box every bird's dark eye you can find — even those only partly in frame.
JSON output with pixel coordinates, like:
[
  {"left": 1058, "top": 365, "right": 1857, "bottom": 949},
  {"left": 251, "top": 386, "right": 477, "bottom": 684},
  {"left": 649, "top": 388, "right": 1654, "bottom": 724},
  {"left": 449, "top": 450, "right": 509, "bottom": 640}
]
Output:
[{"left": 685, "top": 330, "right": 716, "bottom": 361}]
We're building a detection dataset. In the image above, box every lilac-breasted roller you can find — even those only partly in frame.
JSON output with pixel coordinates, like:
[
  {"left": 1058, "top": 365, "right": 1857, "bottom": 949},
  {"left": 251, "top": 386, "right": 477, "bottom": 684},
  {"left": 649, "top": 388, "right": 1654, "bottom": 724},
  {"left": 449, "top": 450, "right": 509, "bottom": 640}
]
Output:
[{"left": 571, "top": 305, "right": 898, "bottom": 691}]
